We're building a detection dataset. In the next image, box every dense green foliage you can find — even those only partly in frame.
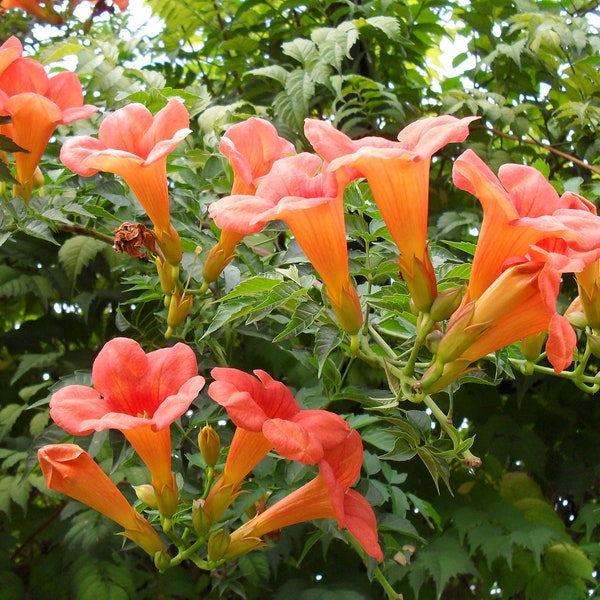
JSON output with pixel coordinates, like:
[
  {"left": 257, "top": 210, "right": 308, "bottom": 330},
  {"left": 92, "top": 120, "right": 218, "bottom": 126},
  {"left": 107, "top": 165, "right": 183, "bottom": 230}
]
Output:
[{"left": 1, "top": 0, "right": 599, "bottom": 598}]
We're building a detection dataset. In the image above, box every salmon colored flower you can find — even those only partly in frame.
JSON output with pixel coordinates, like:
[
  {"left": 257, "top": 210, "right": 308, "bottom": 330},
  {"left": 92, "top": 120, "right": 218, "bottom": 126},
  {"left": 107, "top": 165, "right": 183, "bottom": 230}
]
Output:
[
  {"left": 203, "top": 367, "right": 351, "bottom": 520},
  {"left": 421, "top": 151, "right": 600, "bottom": 390},
  {"left": 49, "top": 338, "right": 205, "bottom": 518},
  {"left": 225, "top": 430, "right": 383, "bottom": 562},
  {"left": 453, "top": 149, "right": 599, "bottom": 299},
  {"left": 38, "top": 444, "right": 165, "bottom": 556},
  {"left": 203, "top": 117, "right": 296, "bottom": 284},
  {"left": 209, "top": 152, "right": 363, "bottom": 334},
  {"left": 0, "top": 37, "right": 97, "bottom": 202},
  {"left": 306, "top": 115, "right": 478, "bottom": 312},
  {"left": 60, "top": 99, "right": 190, "bottom": 264}
]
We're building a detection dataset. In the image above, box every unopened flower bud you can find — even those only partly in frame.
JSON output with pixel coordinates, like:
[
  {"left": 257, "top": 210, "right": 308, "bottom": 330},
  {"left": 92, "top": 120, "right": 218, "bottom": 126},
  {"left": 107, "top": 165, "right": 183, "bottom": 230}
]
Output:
[
  {"left": 521, "top": 332, "right": 546, "bottom": 363},
  {"left": 133, "top": 484, "right": 159, "bottom": 509},
  {"left": 430, "top": 286, "right": 464, "bottom": 322},
  {"left": 198, "top": 425, "right": 220, "bottom": 468},
  {"left": 587, "top": 333, "right": 600, "bottom": 359},
  {"left": 32, "top": 166, "right": 45, "bottom": 189},
  {"left": 192, "top": 499, "right": 212, "bottom": 538},
  {"left": 425, "top": 329, "right": 444, "bottom": 354},
  {"left": 165, "top": 290, "right": 193, "bottom": 338},
  {"left": 566, "top": 309, "right": 588, "bottom": 330},
  {"left": 154, "top": 549, "right": 171, "bottom": 571},
  {"left": 156, "top": 222, "right": 183, "bottom": 266},
  {"left": 207, "top": 529, "right": 231, "bottom": 562},
  {"left": 156, "top": 257, "right": 179, "bottom": 296}
]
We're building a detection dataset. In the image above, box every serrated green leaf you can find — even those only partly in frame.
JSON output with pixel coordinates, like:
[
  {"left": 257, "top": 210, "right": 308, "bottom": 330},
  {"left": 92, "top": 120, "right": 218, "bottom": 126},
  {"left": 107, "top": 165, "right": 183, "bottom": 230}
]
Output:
[
  {"left": 203, "top": 298, "right": 256, "bottom": 337},
  {"left": 361, "top": 16, "right": 403, "bottom": 41},
  {"left": 408, "top": 535, "right": 478, "bottom": 599},
  {"left": 11, "top": 352, "right": 62, "bottom": 385},
  {"left": 272, "top": 298, "right": 320, "bottom": 342},
  {"left": 58, "top": 235, "right": 107, "bottom": 287},
  {"left": 238, "top": 551, "right": 270, "bottom": 588},
  {"left": 71, "top": 557, "right": 135, "bottom": 600},
  {"left": 0, "top": 404, "right": 26, "bottom": 442},
  {"left": 0, "top": 134, "right": 28, "bottom": 154},
  {"left": 315, "top": 324, "right": 343, "bottom": 376},
  {"left": 218, "top": 275, "right": 281, "bottom": 301},
  {"left": 20, "top": 219, "right": 57, "bottom": 244}
]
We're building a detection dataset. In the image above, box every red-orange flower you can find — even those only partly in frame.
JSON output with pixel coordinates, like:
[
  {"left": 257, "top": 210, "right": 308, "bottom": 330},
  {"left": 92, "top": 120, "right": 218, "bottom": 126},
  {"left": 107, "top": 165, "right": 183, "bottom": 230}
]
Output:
[
  {"left": 38, "top": 444, "right": 165, "bottom": 556},
  {"left": 453, "top": 149, "right": 599, "bottom": 299},
  {"left": 306, "top": 115, "right": 478, "bottom": 311},
  {"left": 0, "top": 36, "right": 97, "bottom": 202},
  {"left": 225, "top": 430, "right": 383, "bottom": 562},
  {"left": 203, "top": 117, "right": 296, "bottom": 284},
  {"left": 203, "top": 367, "right": 351, "bottom": 520},
  {"left": 209, "top": 153, "right": 363, "bottom": 334},
  {"left": 60, "top": 99, "right": 190, "bottom": 264},
  {"left": 49, "top": 338, "right": 205, "bottom": 518},
  {"left": 421, "top": 151, "right": 600, "bottom": 390}
]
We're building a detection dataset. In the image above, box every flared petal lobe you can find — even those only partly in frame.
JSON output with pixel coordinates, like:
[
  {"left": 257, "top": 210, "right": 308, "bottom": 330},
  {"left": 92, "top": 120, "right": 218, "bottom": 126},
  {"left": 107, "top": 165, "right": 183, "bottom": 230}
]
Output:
[{"left": 38, "top": 444, "right": 165, "bottom": 556}]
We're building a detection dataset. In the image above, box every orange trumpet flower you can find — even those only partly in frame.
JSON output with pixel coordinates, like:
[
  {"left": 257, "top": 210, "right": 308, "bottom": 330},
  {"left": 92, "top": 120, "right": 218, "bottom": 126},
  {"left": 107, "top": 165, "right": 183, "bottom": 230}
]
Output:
[
  {"left": 38, "top": 444, "right": 165, "bottom": 556},
  {"left": 225, "top": 430, "right": 383, "bottom": 562},
  {"left": 203, "top": 117, "right": 296, "bottom": 284},
  {"left": 306, "top": 115, "right": 478, "bottom": 311},
  {"left": 60, "top": 99, "right": 190, "bottom": 264},
  {"left": 49, "top": 338, "right": 205, "bottom": 518},
  {"left": 209, "top": 152, "right": 363, "bottom": 334},
  {"left": 203, "top": 367, "right": 351, "bottom": 520},
  {"left": 0, "top": 37, "right": 97, "bottom": 202},
  {"left": 421, "top": 152, "right": 600, "bottom": 390}
]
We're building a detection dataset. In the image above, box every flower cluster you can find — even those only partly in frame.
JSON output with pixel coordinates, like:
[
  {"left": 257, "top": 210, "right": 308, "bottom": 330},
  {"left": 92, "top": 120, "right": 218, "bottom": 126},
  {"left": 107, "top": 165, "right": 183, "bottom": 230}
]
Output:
[
  {"left": 6, "top": 28, "right": 600, "bottom": 584},
  {"left": 38, "top": 340, "right": 382, "bottom": 565}
]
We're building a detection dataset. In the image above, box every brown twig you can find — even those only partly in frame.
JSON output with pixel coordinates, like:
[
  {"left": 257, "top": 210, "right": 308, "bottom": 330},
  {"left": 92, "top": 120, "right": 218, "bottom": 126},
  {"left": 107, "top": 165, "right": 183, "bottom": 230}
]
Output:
[
  {"left": 474, "top": 125, "right": 600, "bottom": 176},
  {"left": 56, "top": 223, "right": 115, "bottom": 244}
]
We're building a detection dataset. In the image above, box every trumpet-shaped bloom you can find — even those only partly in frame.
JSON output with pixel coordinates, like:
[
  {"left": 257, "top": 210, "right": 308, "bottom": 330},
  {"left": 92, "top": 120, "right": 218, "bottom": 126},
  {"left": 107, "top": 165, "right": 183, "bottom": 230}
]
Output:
[
  {"left": 421, "top": 152, "right": 600, "bottom": 390},
  {"left": 49, "top": 338, "right": 205, "bottom": 517},
  {"left": 306, "top": 115, "right": 478, "bottom": 311},
  {"left": 60, "top": 99, "right": 190, "bottom": 262},
  {"left": 453, "top": 149, "right": 599, "bottom": 300},
  {"left": 203, "top": 367, "right": 351, "bottom": 520},
  {"left": 0, "top": 37, "right": 97, "bottom": 201},
  {"left": 225, "top": 430, "right": 383, "bottom": 562},
  {"left": 38, "top": 444, "right": 165, "bottom": 556},
  {"left": 203, "top": 117, "right": 296, "bottom": 283},
  {"left": 209, "top": 153, "right": 363, "bottom": 333}
]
